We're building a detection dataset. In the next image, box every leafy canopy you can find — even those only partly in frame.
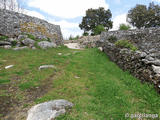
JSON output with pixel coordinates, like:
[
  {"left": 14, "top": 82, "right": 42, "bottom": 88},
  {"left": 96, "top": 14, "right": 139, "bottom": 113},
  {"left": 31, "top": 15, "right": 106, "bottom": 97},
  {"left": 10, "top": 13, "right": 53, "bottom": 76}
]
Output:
[
  {"left": 79, "top": 7, "right": 113, "bottom": 35},
  {"left": 119, "top": 24, "right": 131, "bottom": 30},
  {"left": 127, "top": 2, "right": 160, "bottom": 29}
]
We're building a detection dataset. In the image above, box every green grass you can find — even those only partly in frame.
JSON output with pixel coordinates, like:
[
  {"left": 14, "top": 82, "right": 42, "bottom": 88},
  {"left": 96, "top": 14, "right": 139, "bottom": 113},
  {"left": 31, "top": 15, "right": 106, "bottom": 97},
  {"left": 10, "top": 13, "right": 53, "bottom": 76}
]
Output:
[{"left": 0, "top": 47, "right": 160, "bottom": 120}]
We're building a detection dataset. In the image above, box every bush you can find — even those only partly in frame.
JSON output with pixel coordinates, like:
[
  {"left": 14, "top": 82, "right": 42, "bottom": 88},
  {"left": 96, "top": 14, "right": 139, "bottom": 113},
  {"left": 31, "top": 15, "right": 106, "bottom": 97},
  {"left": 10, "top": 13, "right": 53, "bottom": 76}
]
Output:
[
  {"left": 115, "top": 40, "right": 138, "bottom": 51},
  {"left": 83, "top": 32, "right": 89, "bottom": 36},
  {"left": 27, "top": 34, "right": 36, "bottom": 40},
  {"left": 93, "top": 25, "right": 105, "bottom": 35},
  {"left": 69, "top": 35, "right": 80, "bottom": 40},
  {"left": 108, "top": 35, "right": 118, "bottom": 43},
  {"left": 0, "top": 35, "right": 8, "bottom": 40},
  {"left": 11, "top": 40, "right": 17, "bottom": 46},
  {"left": 119, "top": 24, "right": 131, "bottom": 30}
]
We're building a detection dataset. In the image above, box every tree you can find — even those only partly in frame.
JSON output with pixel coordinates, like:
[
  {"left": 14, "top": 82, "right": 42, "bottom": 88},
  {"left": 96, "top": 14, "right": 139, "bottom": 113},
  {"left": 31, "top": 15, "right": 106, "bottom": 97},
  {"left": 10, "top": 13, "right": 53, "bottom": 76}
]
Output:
[
  {"left": 0, "top": 0, "right": 24, "bottom": 13},
  {"left": 92, "top": 25, "right": 105, "bottom": 35},
  {"left": 127, "top": 2, "right": 160, "bottom": 29},
  {"left": 119, "top": 24, "right": 131, "bottom": 30},
  {"left": 79, "top": 7, "right": 113, "bottom": 35}
]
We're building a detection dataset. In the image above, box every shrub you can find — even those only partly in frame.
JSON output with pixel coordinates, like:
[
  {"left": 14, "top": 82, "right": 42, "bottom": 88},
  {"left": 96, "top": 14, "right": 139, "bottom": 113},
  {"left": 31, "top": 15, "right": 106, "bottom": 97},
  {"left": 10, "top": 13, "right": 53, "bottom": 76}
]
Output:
[
  {"left": 115, "top": 40, "right": 138, "bottom": 51},
  {"left": 11, "top": 40, "right": 17, "bottom": 46},
  {"left": 93, "top": 25, "right": 105, "bottom": 35},
  {"left": 83, "top": 32, "right": 89, "bottom": 36},
  {"left": 108, "top": 35, "right": 118, "bottom": 43},
  {"left": 119, "top": 24, "right": 131, "bottom": 30},
  {"left": 0, "top": 35, "right": 8, "bottom": 41},
  {"left": 69, "top": 35, "right": 80, "bottom": 40},
  {"left": 27, "top": 34, "right": 36, "bottom": 40}
]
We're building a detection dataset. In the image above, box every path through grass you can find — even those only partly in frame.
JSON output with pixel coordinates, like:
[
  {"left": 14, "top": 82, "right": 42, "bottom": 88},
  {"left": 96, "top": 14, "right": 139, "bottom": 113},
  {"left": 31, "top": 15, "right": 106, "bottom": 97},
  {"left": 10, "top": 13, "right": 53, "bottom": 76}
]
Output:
[{"left": 0, "top": 47, "right": 160, "bottom": 120}]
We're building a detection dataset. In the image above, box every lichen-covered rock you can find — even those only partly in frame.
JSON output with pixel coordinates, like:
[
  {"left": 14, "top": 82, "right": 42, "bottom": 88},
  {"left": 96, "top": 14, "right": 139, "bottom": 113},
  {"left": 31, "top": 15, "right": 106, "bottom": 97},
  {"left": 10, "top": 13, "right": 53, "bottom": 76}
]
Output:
[
  {"left": 13, "top": 46, "right": 28, "bottom": 50},
  {"left": 38, "top": 41, "right": 56, "bottom": 49},
  {"left": 27, "top": 99, "right": 73, "bottom": 120},
  {"left": 22, "top": 38, "right": 35, "bottom": 46}
]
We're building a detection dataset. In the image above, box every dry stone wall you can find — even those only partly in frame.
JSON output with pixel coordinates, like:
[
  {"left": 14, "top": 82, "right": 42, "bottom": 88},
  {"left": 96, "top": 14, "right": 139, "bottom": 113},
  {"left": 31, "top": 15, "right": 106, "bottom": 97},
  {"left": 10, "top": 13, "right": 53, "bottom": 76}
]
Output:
[
  {"left": 0, "top": 9, "right": 63, "bottom": 45},
  {"left": 98, "top": 28, "right": 160, "bottom": 92}
]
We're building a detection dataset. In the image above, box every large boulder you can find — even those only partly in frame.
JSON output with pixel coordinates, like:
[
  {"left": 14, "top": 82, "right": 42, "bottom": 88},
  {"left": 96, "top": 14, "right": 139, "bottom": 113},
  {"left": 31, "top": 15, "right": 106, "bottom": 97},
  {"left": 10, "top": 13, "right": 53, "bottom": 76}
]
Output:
[
  {"left": 27, "top": 99, "right": 73, "bottom": 120},
  {"left": 38, "top": 41, "right": 56, "bottom": 49},
  {"left": 22, "top": 38, "right": 35, "bottom": 46}
]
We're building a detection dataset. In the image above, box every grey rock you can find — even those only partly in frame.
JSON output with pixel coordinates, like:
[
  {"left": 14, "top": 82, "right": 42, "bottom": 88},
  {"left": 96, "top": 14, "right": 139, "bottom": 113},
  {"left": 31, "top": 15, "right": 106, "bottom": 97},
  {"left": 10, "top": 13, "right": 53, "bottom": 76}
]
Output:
[
  {"left": 4, "top": 45, "right": 11, "bottom": 49},
  {"left": 18, "top": 35, "right": 27, "bottom": 40},
  {"left": 13, "top": 46, "right": 28, "bottom": 50},
  {"left": 0, "top": 41, "right": 11, "bottom": 46},
  {"left": 152, "top": 65, "right": 160, "bottom": 74},
  {"left": 27, "top": 99, "right": 73, "bottom": 120},
  {"left": 38, "top": 41, "right": 56, "bottom": 49},
  {"left": 22, "top": 38, "right": 35, "bottom": 46},
  {"left": 5, "top": 65, "right": 14, "bottom": 69},
  {"left": 98, "top": 47, "right": 103, "bottom": 51},
  {"left": 39, "top": 65, "right": 56, "bottom": 70},
  {"left": 145, "top": 55, "right": 155, "bottom": 61},
  {"left": 0, "top": 9, "right": 63, "bottom": 46}
]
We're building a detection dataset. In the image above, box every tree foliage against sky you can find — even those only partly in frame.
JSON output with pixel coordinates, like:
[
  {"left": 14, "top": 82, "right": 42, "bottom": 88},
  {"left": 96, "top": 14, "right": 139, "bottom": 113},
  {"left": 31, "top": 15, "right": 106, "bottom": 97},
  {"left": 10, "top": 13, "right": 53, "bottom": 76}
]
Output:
[
  {"left": 79, "top": 7, "right": 113, "bottom": 35},
  {"left": 127, "top": 2, "right": 160, "bottom": 29}
]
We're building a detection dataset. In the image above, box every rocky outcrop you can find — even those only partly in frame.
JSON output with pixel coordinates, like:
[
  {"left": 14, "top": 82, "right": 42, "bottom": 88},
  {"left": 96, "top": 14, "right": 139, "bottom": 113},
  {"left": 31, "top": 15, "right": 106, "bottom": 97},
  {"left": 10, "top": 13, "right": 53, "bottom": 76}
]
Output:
[
  {"left": 0, "top": 9, "right": 63, "bottom": 46},
  {"left": 27, "top": 99, "right": 73, "bottom": 120}
]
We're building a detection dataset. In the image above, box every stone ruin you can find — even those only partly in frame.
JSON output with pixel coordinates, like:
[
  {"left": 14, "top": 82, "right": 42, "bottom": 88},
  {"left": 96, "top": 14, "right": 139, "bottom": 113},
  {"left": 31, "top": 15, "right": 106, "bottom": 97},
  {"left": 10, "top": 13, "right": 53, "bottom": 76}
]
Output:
[{"left": 0, "top": 9, "right": 63, "bottom": 49}]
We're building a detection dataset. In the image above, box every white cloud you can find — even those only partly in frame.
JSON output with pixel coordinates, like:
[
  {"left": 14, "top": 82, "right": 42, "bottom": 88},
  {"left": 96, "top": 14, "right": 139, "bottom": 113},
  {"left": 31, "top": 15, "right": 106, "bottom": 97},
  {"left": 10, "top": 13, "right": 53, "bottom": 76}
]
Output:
[
  {"left": 49, "top": 19, "right": 83, "bottom": 38},
  {"left": 111, "top": 13, "right": 129, "bottom": 31},
  {"left": 27, "top": 0, "right": 109, "bottom": 18},
  {"left": 24, "top": 10, "right": 45, "bottom": 19}
]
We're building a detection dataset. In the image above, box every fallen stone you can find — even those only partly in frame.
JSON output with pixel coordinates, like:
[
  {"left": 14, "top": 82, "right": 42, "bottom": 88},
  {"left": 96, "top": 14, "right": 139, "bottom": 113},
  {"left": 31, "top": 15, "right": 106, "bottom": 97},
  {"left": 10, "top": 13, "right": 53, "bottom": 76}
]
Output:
[
  {"left": 5, "top": 65, "right": 14, "bottom": 69},
  {"left": 13, "top": 46, "right": 28, "bottom": 50},
  {"left": 75, "top": 76, "right": 80, "bottom": 79},
  {"left": 64, "top": 43, "right": 81, "bottom": 49},
  {"left": 38, "top": 41, "right": 56, "bottom": 49},
  {"left": 22, "top": 38, "right": 35, "bottom": 46},
  {"left": 27, "top": 99, "right": 73, "bottom": 120},
  {"left": 39, "top": 65, "right": 56, "bottom": 70}
]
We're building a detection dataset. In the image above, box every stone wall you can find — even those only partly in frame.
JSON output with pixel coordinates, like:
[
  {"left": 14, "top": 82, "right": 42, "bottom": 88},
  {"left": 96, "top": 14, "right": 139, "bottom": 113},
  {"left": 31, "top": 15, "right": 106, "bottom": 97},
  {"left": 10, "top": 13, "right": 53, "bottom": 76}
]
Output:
[
  {"left": 0, "top": 9, "right": 63, "bottom": 45},
  {"left": 98, "top": 28, "right": 160, "bottom": 92}
]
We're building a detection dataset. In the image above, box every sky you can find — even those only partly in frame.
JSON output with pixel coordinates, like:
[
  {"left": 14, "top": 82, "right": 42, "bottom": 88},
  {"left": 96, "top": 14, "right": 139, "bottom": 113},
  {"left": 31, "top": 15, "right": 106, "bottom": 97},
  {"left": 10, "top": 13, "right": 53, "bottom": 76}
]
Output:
[{"left": 17, "top": 0, "right": 160, "bottom": 39}]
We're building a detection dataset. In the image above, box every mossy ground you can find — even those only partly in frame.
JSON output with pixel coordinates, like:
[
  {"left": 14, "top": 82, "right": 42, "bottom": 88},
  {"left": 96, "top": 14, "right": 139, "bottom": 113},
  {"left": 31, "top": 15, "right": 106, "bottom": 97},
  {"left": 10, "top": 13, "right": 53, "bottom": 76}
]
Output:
[{"left": 0, "top": 47, "right": 160, "bottom": 120}]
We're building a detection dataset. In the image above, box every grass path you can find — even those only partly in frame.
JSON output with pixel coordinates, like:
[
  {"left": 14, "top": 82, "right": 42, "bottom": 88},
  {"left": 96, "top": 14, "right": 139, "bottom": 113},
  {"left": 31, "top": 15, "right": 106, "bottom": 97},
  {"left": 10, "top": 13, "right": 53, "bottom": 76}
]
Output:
[
  {"left": 0, "top": 47, "right": 160, "bottom": 120},
  {"left": 36, "top": 48, "right": 160, "bottom": 120}
]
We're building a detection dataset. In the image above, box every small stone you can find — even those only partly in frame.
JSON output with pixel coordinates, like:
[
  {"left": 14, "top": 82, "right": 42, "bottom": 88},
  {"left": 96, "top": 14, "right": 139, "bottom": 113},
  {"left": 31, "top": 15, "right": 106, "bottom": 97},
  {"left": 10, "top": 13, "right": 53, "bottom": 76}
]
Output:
[
  {"left": 58, "top": 53, "right": 62, "bottom": 55},
  {"left": 75, "top": 76, "right": 80, "bottom": 79},
  {"left": 5, "top": 65, "right": 14, "bottom": 69},
  {"left": 39, "top": 65, "right": 56, "bottom": 70}
]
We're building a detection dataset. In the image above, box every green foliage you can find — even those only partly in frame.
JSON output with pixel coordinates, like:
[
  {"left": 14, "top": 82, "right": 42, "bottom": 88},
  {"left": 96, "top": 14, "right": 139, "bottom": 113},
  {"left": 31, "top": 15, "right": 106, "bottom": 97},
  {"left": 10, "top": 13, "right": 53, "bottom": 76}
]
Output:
[
  {"left": 0, "top": 79, "right": 10, "bottom": 84},
  {"left": 79, "top": 7, "right": 113, "bottom": 35},
  {"left": 127, "top": 2, "right": 160, "bottom": 29},
  {"left": 83, "top": 32, "right": 89, "bottom": 36},
  {"left": 0, "top": 35, "right": 8, "bottom": 41},
  {"left": 115, "top": 40, "right": 138, "bottom": 51},
  {"left": 69, "top": 35, "right": 80, "bottom": 40},
  {"left": 108, "top": 35, "right": 118, "bottom": 43},
  {"left": 11, "top": 40, "right": 17, "bottom": 46},
  {"left": 27, "top": 34, "right": 36, "bottom": 40},
  {"left": 93, "top": 25, "right": 105, "bottom": 35},
  {"left": 119, "top": 24, "right": 131, "bottom": 30}
]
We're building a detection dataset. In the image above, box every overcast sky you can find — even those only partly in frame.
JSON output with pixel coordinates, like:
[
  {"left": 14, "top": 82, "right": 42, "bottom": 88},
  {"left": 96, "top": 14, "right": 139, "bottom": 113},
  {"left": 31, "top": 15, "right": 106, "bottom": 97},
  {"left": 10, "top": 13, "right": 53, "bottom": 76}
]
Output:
[{"left": 17, "top": 0, "right": 160, "bottom": 38}]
